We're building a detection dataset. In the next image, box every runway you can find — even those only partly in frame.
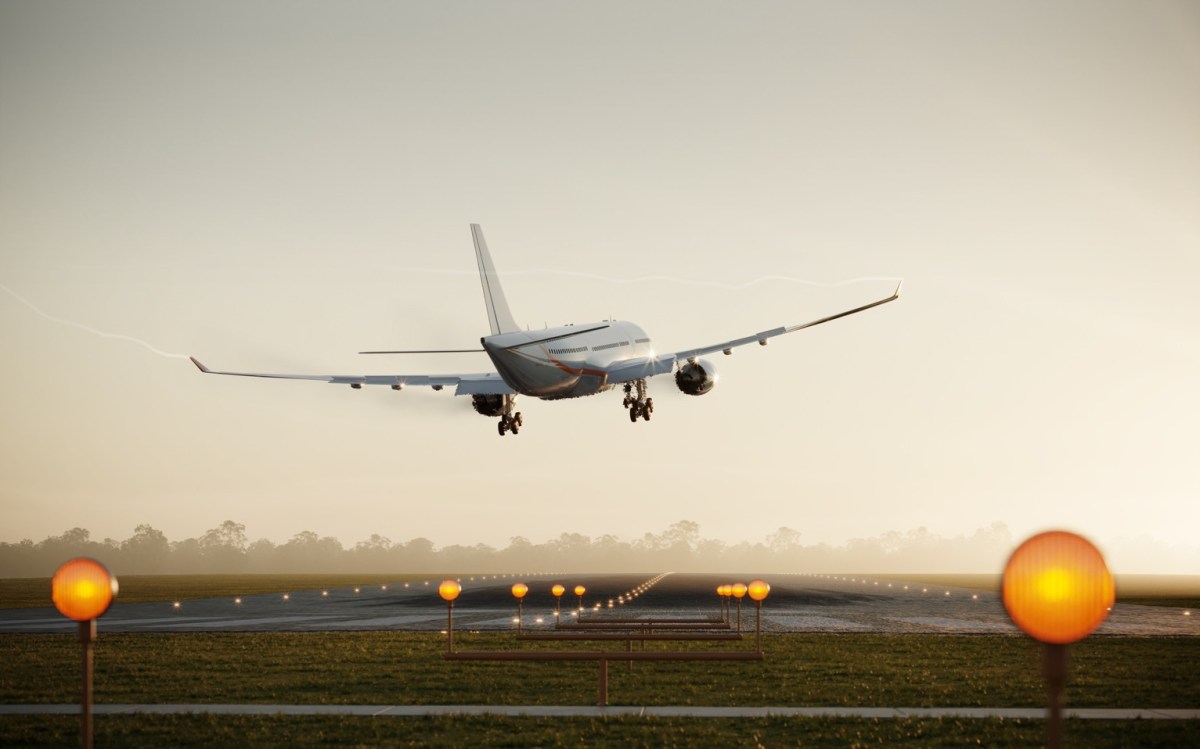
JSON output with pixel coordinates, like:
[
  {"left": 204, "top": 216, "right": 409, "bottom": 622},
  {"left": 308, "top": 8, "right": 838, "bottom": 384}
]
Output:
[{"left": 1, "top": 573, "right": 1194, "bottom": 635}]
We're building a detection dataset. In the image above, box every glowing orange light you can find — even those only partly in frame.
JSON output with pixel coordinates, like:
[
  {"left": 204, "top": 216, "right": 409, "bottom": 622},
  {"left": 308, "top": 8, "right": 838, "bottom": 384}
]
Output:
[
  {"left": 52, "top": 558, "right": 118, "bottom": 622},
  {"left": 715, "top": 585, "right": 724, "bottom": 596},
  {"left": 512, "top": 582, "right": 529, "bottom": 599},
  {"left": 574, "top": 585, "right": 586, "bottom": 596},
  {"left": 747, "top": 579, "right": 770, "bottom": 602},
  {"left": 1002, "top": 531, "right": 1114, "bottom": 644},
  {"left": 438, "top": 579, "right": 461, "bottom": 602},
  {"left": 732, "top": 583, "right": 748, "bottom": 599},
  {"left": 551, "top": 584, "right": 565, "bottom": 598}
]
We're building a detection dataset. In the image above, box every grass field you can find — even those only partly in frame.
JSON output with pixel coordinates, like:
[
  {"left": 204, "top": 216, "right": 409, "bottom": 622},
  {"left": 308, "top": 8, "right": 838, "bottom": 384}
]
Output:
[
  {"left": 1, "top": 714, "right": 1195, "bottom": 748},
  {"left": 2, "top": 631, "right": 1196, "bottom": 746},
  {"left": 1, "top": 632, "right": 1197, "bottom": 747},
  {"left": 2, "top": 632, "right": 1197, "bottom": 708}
]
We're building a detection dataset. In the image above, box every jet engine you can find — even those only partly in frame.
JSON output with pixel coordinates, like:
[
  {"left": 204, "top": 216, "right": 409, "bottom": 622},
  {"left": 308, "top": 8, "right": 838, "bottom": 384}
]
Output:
[
  {"left": 674, "top": 359, "right": 717, "bottom": 396},
  {"left": 471, "top": 394, "right": 505, "bottom": 416}
]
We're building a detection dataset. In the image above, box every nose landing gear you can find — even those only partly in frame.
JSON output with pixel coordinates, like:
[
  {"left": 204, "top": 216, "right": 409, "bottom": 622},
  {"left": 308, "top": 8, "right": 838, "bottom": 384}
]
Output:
[{"left": 622, "top": 380, "right": 653, "bottom": 423}]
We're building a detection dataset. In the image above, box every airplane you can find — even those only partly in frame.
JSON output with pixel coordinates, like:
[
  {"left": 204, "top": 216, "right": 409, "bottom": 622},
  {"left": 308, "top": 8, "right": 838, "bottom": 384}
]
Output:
[{"left": 191, "top": 224, "right": 900, "bottom": 436}]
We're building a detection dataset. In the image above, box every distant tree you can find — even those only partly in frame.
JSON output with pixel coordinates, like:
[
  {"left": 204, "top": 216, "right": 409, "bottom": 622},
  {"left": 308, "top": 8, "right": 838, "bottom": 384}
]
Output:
[
  {"left": 121, "top": 524, "right": 170, "bottom": 574},
  {"left": 199, "top": 520, "right": 248, "bottom": 572}
]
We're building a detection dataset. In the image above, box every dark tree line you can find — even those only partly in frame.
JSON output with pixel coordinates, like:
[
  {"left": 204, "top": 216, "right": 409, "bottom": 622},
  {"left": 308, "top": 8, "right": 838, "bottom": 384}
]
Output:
[{"left": 0, "top": 520, "right": 1017, "bottom": 577}]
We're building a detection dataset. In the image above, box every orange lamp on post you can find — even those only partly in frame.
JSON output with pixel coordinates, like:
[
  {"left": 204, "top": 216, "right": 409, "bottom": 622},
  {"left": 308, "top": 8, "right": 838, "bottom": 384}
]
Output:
[
  {"left": 1002, "top": 531, "right": 1114, "bottom": 749},
  {"left": 512, "top": 582, "right": 528, "bottom": 634},
  {"left": 438, "top": 579, "right": 461, "bottom": 654},
  {"left": 52, "top": 558, "right": 118, "bottom": 749},
  {"left": 747, "top": 579, "right": 770, "bottom": 653},
  {"left": 574, "top": 585, "right": 586, "bottom": 615},
  {"left": 732, "top": 582, "right": 748, "bottom": 632},
  {"left": 551, "top": 584, "right": 565, "bottom": 624}
]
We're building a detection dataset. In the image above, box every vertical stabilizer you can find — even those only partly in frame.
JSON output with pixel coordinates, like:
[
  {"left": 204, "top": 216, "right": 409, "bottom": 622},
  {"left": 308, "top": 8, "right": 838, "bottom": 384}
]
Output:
[{"left": 471, "top": 224, "right": 519, "bottom": 335}]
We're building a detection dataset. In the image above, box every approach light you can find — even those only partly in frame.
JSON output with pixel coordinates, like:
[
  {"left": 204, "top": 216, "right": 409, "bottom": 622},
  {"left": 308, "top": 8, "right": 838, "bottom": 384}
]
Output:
[
  {"left": 552, "top": 584, "right": 565, "bottom": 598},
  {"left": 747, "top": 579, "right": 770, "bottom": 602},
  {"left": 574, "top": 585, "right": 586, "bottom": 596},
  {"left": 511, "top": 583, "right": 528, "bottom": 599},
  {"left": 1002, "top": 530, "right": 1114, "bottom": 645},
  {"left": 732, "top": 583, "right": 748, "bottom": 599},
  {"left": 52, "top": 558, "right": 118, "bottom": 622},
  {"left": 438, "top": 579, "right": 461, "bottom": 602}
]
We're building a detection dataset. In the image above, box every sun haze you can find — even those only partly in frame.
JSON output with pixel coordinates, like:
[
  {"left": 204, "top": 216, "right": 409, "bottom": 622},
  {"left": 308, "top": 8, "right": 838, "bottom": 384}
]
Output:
[{"left": 1, "top": 2, "right": 1197, "bottom": 573}]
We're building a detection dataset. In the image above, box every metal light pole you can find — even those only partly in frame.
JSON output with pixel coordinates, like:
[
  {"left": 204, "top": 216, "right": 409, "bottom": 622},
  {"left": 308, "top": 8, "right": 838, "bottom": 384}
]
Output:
[
  {"left": 52, "top": 558, "right": 118, "bottom": 749},
  {"left": 1002, "top": 531, "right": 1114, "bottom": 749},
  {"left": 552, "top": 584, "right": 565, "bottom": 624},
  {"left": 732, "top": 583, "right": 748, "bottom": 632},
  {"left": 747, "top": 579, "right": 770, "bottom": 653},
  {"left": 512, "top": 583, "right": 528, "bottom": 634},
  {"left": 438, "top": 580, "right": 462, "bottom": 653}
]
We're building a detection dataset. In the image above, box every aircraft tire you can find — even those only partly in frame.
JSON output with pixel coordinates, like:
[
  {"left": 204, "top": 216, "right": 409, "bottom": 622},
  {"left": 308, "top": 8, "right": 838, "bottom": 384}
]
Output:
[
  {"left": 629, "top": 404, "right": 640, "bottom": 422},
  {"left": 497, "top": 420, "right": 507, "bottom": 436}
]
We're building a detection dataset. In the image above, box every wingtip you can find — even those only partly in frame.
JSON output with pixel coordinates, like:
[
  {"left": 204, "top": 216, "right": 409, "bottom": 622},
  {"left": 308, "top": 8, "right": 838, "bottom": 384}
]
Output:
[
  {"left": 189, "top": 356, "right": 210, "bottom": 373},
  {"left": 893, "top": 279, "right": 903, "bottom": 298}
]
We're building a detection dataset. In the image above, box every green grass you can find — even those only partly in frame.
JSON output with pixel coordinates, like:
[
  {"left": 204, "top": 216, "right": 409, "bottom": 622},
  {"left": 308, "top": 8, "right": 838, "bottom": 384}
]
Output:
[
  {"left": 0, "top": 714, "right": 1196, "bottom": 748},
  {"left": 1, "top": 632, "right": 1197, "bottom": 708},
  {"left": 3, "top": 632, "right": 1196, "bottom": 747}
]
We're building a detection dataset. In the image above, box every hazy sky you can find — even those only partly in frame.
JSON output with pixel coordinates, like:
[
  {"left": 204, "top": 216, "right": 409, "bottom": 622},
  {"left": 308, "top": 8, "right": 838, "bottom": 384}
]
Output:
[{"left": 2, "top": 1, "right": 1197, "bottom": 572}]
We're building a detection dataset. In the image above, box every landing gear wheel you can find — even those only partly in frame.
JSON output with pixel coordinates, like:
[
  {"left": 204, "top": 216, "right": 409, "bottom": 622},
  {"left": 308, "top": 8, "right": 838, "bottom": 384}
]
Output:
[
  {"left": 515, "top": 412, "right": 523, "bottom": 427},
  {"left": 645, "top": 398, "right": 654, "bottom": 414},
  {"left": 629, "top": 403, "right": 641, "bottom": 422},
  {"left": 498, "top": 420, "right": 507, "bottom": 436},
  {"left": 642, "top": 407, "right": 651, "bottom": 422}
]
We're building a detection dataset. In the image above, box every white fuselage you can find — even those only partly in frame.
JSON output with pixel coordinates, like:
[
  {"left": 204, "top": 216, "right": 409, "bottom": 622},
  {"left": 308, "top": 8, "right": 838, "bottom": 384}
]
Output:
[{"left": 481, "top": 320, "right": 653, "bottom": 399}]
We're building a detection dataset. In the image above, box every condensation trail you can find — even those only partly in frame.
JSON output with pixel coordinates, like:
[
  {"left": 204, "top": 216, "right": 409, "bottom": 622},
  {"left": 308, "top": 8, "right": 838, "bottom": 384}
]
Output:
[{"left": 0, "top": 282, "right": 188, "bottom": 359}]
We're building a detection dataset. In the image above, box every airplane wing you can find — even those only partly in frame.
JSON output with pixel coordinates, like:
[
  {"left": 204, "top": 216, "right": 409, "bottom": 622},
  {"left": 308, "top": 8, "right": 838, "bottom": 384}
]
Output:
[
  {"left": 665, "top": 281, "right": 902, "bottom": 364},
  {"left": 189, "top": 358, "right": 515, "bottom": 395}
]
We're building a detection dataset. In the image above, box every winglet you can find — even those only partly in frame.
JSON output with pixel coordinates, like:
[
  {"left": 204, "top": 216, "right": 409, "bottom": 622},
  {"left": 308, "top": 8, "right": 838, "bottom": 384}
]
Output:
[{"left": 189, "top": 357, "right": 211, "bottom": 373}]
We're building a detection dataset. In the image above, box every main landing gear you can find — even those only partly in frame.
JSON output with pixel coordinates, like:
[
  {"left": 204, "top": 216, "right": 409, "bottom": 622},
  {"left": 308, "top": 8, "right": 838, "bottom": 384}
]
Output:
[
  {"left": 622, "top": 380, "right": 653, "bottom": 423},
  {"left": 497, "top": 394, "right": 523, "bottom": 437}
]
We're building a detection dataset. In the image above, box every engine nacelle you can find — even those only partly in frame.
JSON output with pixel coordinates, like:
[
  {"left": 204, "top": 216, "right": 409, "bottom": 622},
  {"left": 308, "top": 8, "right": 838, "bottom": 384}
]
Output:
[
  {"left": 471, "top": 394, "right": 505, "bottom": 416},
  {"left": 675, "top": 359, "right": 717, "bottom": 396}
]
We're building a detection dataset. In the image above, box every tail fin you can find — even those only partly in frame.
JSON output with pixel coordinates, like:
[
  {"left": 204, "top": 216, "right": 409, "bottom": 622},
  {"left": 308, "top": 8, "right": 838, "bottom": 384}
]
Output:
[{"left": 471, "top": 224, "right": 519, "bottom": 335}]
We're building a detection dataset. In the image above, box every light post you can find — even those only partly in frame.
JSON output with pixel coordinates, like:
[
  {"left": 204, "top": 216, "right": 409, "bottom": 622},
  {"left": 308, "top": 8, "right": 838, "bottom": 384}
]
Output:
[
  {"left": 1002, "top": 531, "right": 1114, "bottom": 749},
  {"left": 52, "top": 558, "right": 118, "bottom": 749},
  {"left": 438, "top": 579, "right": 461, "bottom": 653},
  {"left": 732, "top": 582, "right": 748, "bottom": 632},
  {"left": 574, "top": 585, "right": 586, "bottom": 615},
  {"left": 551, "top": 584, "right": 565, "bottom": 624},
  {"left": 719, "top": 584, "right": 733, "bottom": 622},
  {"left": 747, "top": 579, "right": 770, "bottom": 653},
  {"left": 512, "top": 582, "right": 528, "bottom": 633}
]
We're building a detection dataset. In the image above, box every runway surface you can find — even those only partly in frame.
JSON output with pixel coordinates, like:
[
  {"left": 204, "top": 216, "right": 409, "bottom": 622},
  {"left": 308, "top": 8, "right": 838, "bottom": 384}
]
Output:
[{"left": 1, "top": 573, "right": 1194, "bottom": 635}]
